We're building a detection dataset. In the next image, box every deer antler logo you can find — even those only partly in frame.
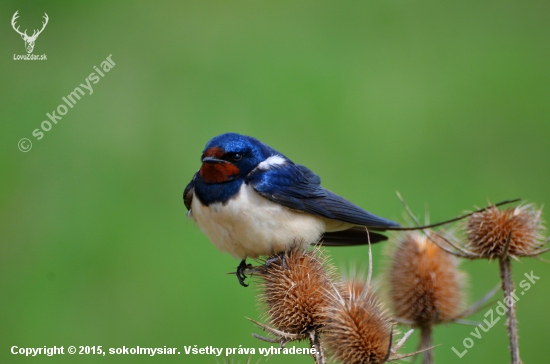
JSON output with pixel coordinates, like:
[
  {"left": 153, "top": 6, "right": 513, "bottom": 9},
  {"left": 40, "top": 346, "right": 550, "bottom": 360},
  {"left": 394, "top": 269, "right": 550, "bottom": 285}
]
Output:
[{"left": 11, "top": 11, "right": 49, "bottom": 54}]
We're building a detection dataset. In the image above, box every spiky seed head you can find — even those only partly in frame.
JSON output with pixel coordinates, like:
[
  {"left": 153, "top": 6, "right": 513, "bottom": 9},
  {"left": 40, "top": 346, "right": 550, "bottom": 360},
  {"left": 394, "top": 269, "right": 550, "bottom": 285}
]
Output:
[
  {"left": 466, "top": 204, "right": 545, "bottom": 259},
  {"left": 388, "top": 232, "right": 464, "bottom": 326},
  {"left": 256, "top": 246, "right": 336, "bottom": 334},
  {"left": 323, "top": 283, "right": 392, "bottom": 364},
  {"left": 345, "top": 278, "right": 368, "bottom": 300}
]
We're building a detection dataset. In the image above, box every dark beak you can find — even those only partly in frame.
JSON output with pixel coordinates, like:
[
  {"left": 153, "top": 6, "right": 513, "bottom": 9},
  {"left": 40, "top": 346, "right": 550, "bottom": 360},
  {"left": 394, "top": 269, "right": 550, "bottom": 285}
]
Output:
[{"left": 202, "top": 156, "right": 226, "bottom": 163}]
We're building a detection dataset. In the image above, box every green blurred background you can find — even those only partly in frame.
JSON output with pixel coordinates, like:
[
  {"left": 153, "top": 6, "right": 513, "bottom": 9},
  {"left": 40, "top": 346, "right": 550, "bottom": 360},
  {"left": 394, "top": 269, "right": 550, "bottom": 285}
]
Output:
[{"left": 1, "top": 1, "right": 549, "bottom": 363}]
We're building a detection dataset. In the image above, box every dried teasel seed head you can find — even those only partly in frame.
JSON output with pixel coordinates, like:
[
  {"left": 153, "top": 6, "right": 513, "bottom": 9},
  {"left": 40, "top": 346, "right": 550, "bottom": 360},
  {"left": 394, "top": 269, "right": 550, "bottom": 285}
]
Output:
[
  {"left": 339, "top": 268, "right": 370, "bottom": 299},
  {"left": 323, "top": 283, "right": 392, "bottom": 364},
  {"left": 466, "top": 204, "right": 545, "bottom": 259},
  {"left": 256, "top": 245, "right": 336, "bottom": 335},
  {"left": 345, "top": 278, "right": 368, "bottom": 300},
  {"left": 388, "top": 232, "right": 464, "bottom": 326}
]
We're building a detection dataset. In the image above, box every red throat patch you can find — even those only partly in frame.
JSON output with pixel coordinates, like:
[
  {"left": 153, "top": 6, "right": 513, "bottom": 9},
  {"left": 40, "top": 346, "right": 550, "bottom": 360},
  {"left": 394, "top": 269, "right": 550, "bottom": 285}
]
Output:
[
  {"left": 200, "top": 146, "right": 240, "bottom": 183},
  {"left": 200, "top": 162, "right": 240, "bottom": 183}
]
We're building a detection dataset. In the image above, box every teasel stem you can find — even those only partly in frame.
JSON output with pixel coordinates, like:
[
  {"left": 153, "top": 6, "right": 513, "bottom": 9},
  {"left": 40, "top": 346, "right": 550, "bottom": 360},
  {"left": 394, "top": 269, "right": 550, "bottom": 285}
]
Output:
[
  {"left": 419, "top": 325, "right": 433, "bottom": 364},
  {"left": 248, "top": 319, "right": 327, "bottom": 363},
  {"left": 499, "top": 232, "right": 522, "bottom": 364},
  {"left": 308, "top": 328, "right": 326, "bottom": 364}
]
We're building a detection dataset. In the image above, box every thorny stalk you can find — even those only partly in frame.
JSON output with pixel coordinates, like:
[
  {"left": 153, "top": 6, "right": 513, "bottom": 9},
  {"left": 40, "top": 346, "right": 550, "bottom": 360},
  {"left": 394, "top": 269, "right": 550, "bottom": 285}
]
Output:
[
  {"left": 419, "top": 325, "right": 433, "bottom": 364},
  {"left": 500, "top": 233, "right": 522, "bottom": 364}
]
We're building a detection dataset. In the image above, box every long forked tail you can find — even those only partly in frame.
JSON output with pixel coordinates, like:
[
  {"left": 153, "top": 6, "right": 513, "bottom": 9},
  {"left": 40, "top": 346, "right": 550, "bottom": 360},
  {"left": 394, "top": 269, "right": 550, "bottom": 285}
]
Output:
[{"left": 317, "top": 227, "right": 388, "bottom": 246}]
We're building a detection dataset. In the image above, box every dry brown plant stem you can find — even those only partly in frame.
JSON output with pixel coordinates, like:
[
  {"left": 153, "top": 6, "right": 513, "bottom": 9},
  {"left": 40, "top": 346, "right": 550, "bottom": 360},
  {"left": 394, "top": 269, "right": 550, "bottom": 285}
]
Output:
[
  {"left": 248, "top": 318, "right": 327, "bottom": 364},
  {"left": 308, "top": 328, "right": 326, "bottom": 364},
  {"left": 500, "top": 253, "right": 521, "bottom": 364},
  {"left": 419, "top": 325, "right": 433, "bottom": 364}
]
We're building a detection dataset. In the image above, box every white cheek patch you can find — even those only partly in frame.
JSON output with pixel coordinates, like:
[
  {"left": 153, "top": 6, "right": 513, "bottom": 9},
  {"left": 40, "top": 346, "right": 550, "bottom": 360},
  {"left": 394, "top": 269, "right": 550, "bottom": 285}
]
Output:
[{"left": 257, "top": 155, "right": 287, "bottom": 170}]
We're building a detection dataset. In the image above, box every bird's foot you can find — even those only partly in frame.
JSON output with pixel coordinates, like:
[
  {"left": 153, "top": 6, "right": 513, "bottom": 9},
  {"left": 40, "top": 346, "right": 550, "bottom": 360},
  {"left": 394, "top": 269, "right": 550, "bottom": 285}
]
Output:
[
  {"left": 265, "top": 251, "right": 287, "bottom": 271},
  {"left": 236, "top": 259, "right": 251, "bottom": 287}
]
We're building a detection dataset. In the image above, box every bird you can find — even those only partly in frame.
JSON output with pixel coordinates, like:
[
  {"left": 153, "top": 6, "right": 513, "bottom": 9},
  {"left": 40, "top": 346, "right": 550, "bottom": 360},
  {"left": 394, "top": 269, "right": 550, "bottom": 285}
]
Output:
[{"left": 184, "top": 133, "right": 400, "bottom": 286}]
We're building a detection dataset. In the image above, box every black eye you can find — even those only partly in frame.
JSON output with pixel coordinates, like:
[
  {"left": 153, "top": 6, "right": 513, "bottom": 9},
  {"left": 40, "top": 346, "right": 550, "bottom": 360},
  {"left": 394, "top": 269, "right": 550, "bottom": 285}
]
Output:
[{"left": 233, "top": 153, "right": 243, "bottom": 161}]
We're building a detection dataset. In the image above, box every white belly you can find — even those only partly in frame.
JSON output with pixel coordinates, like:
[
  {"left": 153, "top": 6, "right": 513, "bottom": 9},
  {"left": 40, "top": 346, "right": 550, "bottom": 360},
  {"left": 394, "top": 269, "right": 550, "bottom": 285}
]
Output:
[{"left": 190, "top": 183, "right": 327, "bottom": 259}]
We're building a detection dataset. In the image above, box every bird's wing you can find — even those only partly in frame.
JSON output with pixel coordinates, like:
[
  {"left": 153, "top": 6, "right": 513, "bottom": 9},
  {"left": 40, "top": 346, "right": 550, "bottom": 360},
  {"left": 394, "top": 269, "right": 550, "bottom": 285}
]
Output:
[
  {"left": 183, "top": 173, "right": 197, "bottom": 211},
  {"left": 247, "top": 163, "right": 399, "bottom": 230}
]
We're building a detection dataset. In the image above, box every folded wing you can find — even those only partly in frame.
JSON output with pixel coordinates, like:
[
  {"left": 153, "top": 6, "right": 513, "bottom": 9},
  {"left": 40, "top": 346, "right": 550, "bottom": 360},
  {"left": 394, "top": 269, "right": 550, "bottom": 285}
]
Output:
[{"left": 248, "top": 162, "right": 399, "bottom": 230}]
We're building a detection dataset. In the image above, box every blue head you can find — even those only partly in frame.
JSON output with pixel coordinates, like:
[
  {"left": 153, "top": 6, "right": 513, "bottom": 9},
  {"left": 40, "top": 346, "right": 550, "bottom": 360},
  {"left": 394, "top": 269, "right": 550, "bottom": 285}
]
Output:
[
  {"left": 194, "top": 133, "right": 282, "bottom": 204},
  {"left": 198, "top": 133, "right": 280, "bottom": 184}
]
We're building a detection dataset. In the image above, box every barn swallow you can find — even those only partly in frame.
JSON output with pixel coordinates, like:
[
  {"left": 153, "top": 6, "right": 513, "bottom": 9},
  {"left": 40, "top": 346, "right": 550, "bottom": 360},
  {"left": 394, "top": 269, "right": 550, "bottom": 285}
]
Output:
[{"left": 184, "top": 133, "right": 399, "bottom": 286}]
